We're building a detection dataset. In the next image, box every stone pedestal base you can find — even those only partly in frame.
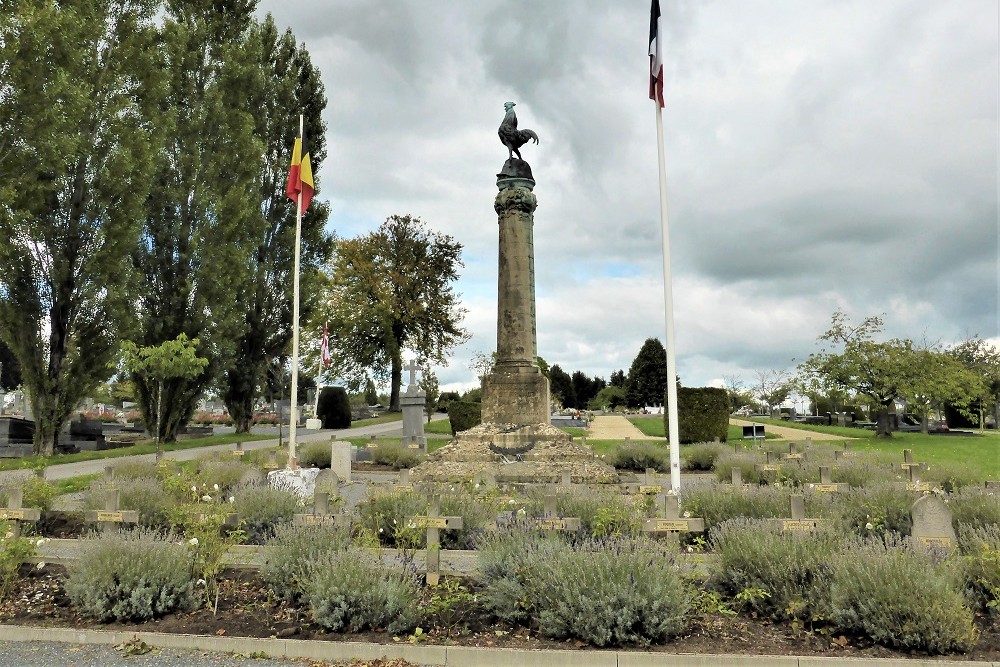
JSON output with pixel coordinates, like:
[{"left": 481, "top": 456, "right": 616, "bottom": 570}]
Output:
[
  {"left": 481, "top": 364, "right": 549, "bottom": 427},
  {"left": 400, "top": 390, "right": 427, "bottom": 447}
]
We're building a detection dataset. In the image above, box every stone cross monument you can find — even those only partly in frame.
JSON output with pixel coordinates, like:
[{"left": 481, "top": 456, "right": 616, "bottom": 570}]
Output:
[{"left": 399, "top": 359, "right": 427, "bottom": 448}]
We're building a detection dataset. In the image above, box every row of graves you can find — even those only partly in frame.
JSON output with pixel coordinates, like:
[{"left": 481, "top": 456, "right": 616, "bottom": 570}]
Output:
[{"left": 17, "top": 436, "right": 998, "bottom": 584}]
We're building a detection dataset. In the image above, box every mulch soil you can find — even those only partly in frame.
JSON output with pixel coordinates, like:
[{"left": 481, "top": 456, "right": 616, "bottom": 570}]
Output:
[{"left": 2, "top": 564, "right": 998, "bottom": 664}]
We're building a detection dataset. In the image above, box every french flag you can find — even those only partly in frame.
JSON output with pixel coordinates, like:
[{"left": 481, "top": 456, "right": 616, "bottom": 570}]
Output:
[{"left": 648, "top": 0, "right": 665, "bottom": 107}]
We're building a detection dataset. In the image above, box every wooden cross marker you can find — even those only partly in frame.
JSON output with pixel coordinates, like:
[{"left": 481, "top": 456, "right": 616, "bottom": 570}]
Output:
[
  {"left": 642, "top": 497, "right": 705, "bottom": 536},
  {"left": 638, "top": 467, "right": 663, "bottom": 494},
  {"left": 811, "top": 466, "right": 848, "bottom": 493},
  {"left": 84, "top": 488, "right": 139, "bottom": 533},
  {"left": 409, "top": 495, "right": 462, "bottom": 585},
  {"left": 782, "top": 442, "right": 805, "bottom": 462},
  {"left": 293, "top": 492, "right": 351, "bottom": 528},
  {"left": 0, "top": 488, "right": 41, "bottom": 537},
  {"left": 757, "top": 451, "right": 781, "bottom": 473},
  {"left": 368, "top": 434, "right": 379, "bottom": 449},
  {"left": 902, "top": 464, "right": 931, "bottom": 492},
  {"left": 898, "top": 449, "right": 925, "bottom": 474},
  {"left": 731, "top": 468, "right": 751, "bottom": 487},
  {"left": 232, "top": 441, "right": 246, "bottom": 458},
  {"left": 771, "top": 494, "right": 827, "bottom": 532},
  {"left": 532, "top": 490, "right": 582, "bottom": 532},
  {"left": 395, "top": 468, "right": 414, "bottom": 492},
  {"left": 834, "top": 442, "right": 856, "bottom": 461}
]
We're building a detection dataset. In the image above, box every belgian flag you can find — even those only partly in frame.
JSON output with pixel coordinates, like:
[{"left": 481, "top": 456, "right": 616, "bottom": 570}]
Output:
[{"left": 286, "top": 131, "right": 314, "bottom": 212}]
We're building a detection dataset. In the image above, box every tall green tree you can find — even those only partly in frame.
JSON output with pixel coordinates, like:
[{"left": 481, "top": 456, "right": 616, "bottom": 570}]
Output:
[
  {"left": 0, "top": 341, "right": 21, "bottom": 391},
  {"left": 625, "top": 338, "right": 669, "bottom": 408},
  {"left": 947, "top": 335, "right": 1000, "bottom": 429},
  {"left": 131, "top": 0, "right": 263, "bottom": 442},
  {"left": 0, "top": 0, "right": 159, "bottom": 454},
  {"left": 903, "top": 345, "right": 984, "bottom": 434},
  {"left": 800, "top": 311, "right": 913, "bottom": 437},
  {"left": 221, "top": 14, "right": 332, "bottom": 433},
  {"left": 548, "top": 364, "right": 574, "bottom": 409},
  {"left": 322, "top": 215, "right": 469, "bottom": 411}
]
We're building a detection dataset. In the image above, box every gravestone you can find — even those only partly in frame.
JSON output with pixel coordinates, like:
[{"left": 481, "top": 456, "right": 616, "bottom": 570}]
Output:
[
  {"left": 399, "top": 359, "right": 427, "bottom": 449},
  {"left": 330, "top": 438, "right": 352, "bottom": 482},
  {"left": 910, "top": 495, "right": 956, "bottom": 548},
  {"left": 0, "top": 417, "right": 34, "bottom": 457}
]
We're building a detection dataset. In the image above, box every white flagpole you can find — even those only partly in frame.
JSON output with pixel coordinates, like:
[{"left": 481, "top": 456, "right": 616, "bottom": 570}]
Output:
[
  {"left": 288, "top": 114, "right": 304, "bottom": 469},
  {"left": 655, "top": 102, "right": 681, "bottom": 495}
]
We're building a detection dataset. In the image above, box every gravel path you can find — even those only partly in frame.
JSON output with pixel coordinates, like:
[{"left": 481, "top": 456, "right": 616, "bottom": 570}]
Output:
[
  {"left": 728, "top": 418, "right": 854, "bottom": 441},
  {"left": 588, "top": 415, "right": 660, "bottom": 440}
]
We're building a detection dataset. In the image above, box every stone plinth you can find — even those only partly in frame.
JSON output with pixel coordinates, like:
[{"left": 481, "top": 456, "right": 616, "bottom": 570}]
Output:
[
  {"left": 481, "top": 363, "right": 549, "bottom": 426},
  {"left": 400, "top": 388, "right": 427, "bottom": 447}
]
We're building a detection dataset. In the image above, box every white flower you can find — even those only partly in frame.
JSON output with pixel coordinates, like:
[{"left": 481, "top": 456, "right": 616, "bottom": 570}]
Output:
[
  {"left": 213, "top": 484, "right": 220, "bottom": 491},
  {"left": 378, "top": 528, "right": 383, "bottom": 534},
  {"left": 197, "top": 578, "right": 206, "bottom": 586},
  {"left": 191, "top": 485, "right": 197, "bottom": 492},
  {"left": 228, "top": 496, "right": 235, "bottom": 504},
  {"left": 508, "top": 499, "right": 515, "bottom": 505},
  {"left": 686, "top": 546, "right": 693, "bottom": 553},
  {"left": 474, "top": 483, "right": 480, "bottom": 489},
  {"left": 35, "top": 561, "right": 45, "bottom": 570},
  {"left": 516, "top": 508, "right": 526, "bottom": 517},
  {"left": 865, "top": 522, "right": 874, "bottom": 530},
  {"left": 682, "top": 511, "right": 691, "bottom": 518},
  {"left": 3, "top": 531, "right": 12, "bottom": 539},
  {"left": 188, "top": 537, "right": 199, "bottom": 546},
  {"left": 34, "top": 538, "right": 49, "bottom": 546},
  {"left": 201, "top": 495, "right": 212, "bottom": 502}
]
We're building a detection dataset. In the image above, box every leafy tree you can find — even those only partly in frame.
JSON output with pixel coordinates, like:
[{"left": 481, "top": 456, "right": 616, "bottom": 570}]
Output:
[
  {"left": 800, "top": 311, "right": 915, "bottom": 437},
  {"left": 947, "top": 335, "right": 1000, "bottom": 429},
  {"left": 322, "top": 215, "right": 469, "bottom": 411},
  {"left": 753, "top": 369, "right": 792, "bottom": 414},
  {"left": 609, "top": 369, "right": 626, "bottom": 388},
  {"left": 0, "top": 341, "right": 21, "bottom": 391},
  {"left": 220, "top": 14, "right": 332, "bottom": 434},
  {"left": 903, "top": 345, "right": 984, "bottom": 433},
  {"left": 590, "top": 385, "right": 626, "bottom": 411},
  {"left": 419, "top": 363, "right": 440, "bottom": 423},
  {"left": 571, "top": 371, "right": 605, "bottom": 410},
  {"left": 131, "top": 1, "right": 263, "bottom": 442},
  {"left": 363, "top": 379, "right": 379, "bottom": 406},
  {"left": 625, "top": 338, "right": 669, "bottom": 408},
  {"left": 0, "top": 0, "right": 160, "bottom": 454},
  {"left": 121, "top": 334, "right": 208, "bottom": 458},
  {"left": 548, "top": 365, "right": 575, "bottom": 409}
]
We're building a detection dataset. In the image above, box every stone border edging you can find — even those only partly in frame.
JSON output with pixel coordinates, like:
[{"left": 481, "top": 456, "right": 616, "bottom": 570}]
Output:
[{"left": 0, "top": 624, "right": 993, "bottom": 667}]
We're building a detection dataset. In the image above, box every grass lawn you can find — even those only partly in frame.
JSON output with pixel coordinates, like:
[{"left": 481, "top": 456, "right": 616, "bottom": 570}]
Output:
[
  {"left": 627, "top": 417, "right": 778, "bottom": 441},
  {"left": 424, "top": 419, "right": 453, "bottom": 435},
  {"left": 0, "top": 433, "right": 273, "bottom": 472},
  {"left": 350, "top": 412, "right": 404, "bottom": 428}
]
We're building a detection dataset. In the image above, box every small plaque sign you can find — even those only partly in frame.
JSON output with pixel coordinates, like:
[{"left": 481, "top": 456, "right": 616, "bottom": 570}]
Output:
[
  {"left": 759, "top": 464, "right": 781, "bottom": 472},
  {"left": 906, "top": 482, "right": 931, "bottom": 492},
  {"left": 814, "top": 484, "right": 840, "bottom": 493},
  {"left": 0, "top": 510, "right": 25, "bottom": 520},
  {"left": 916, "top": 536, "right": 953, "bottom": 547},
  {"left": 639, "top": 485, "right": 663, "bottom": 494},
  {"left": 407, "top": 443, "right": 421, "bottom": 450},
  {"left": 782, "top": 520, "right": 818, "bottom": 531},
  {"left": 96, "top": 511, "right": 123, "bottom": 522},
  {"left": 651, "top": 519, "right": 687, "bottom": 532},
  {"left": 414, "top": 517, "right": 448, "bottom": 529},
  {"left": 395, "top": 484, "right": 414, "bottom": 492},
  {"left": 537, "top": 518, "right": 568, "bottom": 530},
  {"left": 232, "top": 449, "right": 246, "bottom": 457},
  {"left": 783, "top": 453, "right": 804, "bottom": 460},
  {"left": 298, "top": 514, "right": 328, "bottom": 526}
]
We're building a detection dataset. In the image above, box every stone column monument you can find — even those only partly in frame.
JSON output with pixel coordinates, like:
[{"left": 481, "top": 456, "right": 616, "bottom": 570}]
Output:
[
  {"left": 399, "top": 359, "right": 427, "bottom": 448},
  {"left": 410, "top": 102, "right": 616, "bottom": 485}
]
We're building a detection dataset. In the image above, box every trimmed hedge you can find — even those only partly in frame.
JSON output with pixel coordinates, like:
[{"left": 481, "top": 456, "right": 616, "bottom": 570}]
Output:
[
  {"left": 664, "top": 386, "right": 729, "bottom": 443},
  {"left": 447, "top": 400, "right": 481, "bottom": 434},
  {"left": 317, "top": 387, "right": 352, "bottom": 429}
]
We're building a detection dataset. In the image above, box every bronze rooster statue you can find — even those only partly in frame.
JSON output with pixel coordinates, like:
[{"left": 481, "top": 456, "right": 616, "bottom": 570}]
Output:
[{"left": 498, "top": 101, "right": 539, "bottom": 160}]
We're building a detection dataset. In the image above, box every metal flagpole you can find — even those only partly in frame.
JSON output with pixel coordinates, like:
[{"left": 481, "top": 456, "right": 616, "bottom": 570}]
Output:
[
  {"left": 288, "top": 114, "right": 304, "bottom": 469},
  {"left": 655, "top": 102, "right": 681, "bottom": 495}
]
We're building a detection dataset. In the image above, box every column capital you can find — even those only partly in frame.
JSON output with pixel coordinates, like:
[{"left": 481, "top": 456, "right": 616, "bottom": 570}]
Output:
[{"left": 494, "top": 187, "right": 537, "bottom": 217}]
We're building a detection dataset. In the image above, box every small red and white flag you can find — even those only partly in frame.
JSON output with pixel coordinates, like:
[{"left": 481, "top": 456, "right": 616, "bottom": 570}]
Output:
[
  {"left": 648, "top": 0, "right": 665, "bottom": 108},
  {"left": 320, "top": 323, "right": 330, "bottom": 368}
]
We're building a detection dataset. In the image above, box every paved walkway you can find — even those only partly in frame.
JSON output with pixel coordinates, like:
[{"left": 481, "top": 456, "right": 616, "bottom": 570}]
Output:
[
  {"left": 589, "top": 415, "right": 663, "bottom": 440},
  {"left": 729, "top": 418, "right": 853, "bottom": 441}
]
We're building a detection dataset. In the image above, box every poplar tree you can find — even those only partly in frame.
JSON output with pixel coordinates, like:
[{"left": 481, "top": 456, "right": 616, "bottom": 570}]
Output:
[
  {"left": 0, "top": 0, "right": 160, "bottom": 454},
  {"left": 131, "top": 0, "right": 262, "bottom": 441},
  {"left": 221, "top": 14, "right": 332, "bottom": 433},
  {"left": 625, "top": 338, "right": 670, "bottom": 408}
]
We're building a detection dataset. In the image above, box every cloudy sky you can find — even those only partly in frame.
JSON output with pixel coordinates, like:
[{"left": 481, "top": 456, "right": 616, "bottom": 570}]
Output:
[{"left": 257, "top": 0, "right": 998, "bottom": 394}]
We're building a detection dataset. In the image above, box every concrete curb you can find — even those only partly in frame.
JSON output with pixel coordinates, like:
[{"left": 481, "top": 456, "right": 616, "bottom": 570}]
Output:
[{"left": 0, "top": 625, "right": 993, "bottom": 667}]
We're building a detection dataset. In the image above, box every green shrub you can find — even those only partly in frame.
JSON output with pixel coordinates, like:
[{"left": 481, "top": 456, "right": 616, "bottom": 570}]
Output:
[
  {"left": 682, "top": 441, "right": 728, "bottom": 471},
  {"left": 710, "top": 518, "right": 838, "bottom": 623},
  {"left": 357, "top": 490, "right": 428, "bottom": 548},
  {"left": 712, "top": 451, "right": 761, "bottom": 485},
  {"left": 262, "top": 523, "right": 353, "bottom": 602},
  {"left": 438, "top": 490, "right": 500, "bottom": 549},
  {"left": 957, "top": 524, "right": 1000, "bottom": 614},
  {"left": 552, "top": 488, "right": 643, "bottom": 539},
  {"left": 197, "top": 459, "right": 260, "bottom": 495},
  {"left": 682, "top": 484, "right": 788, "bottom": 533},
  {"left": 317, "top": 387, "right": 352, "bottom": 429},
  {"left": 478, "top": 532, "right": 688, "bottom": 646},
  {"left": 829, "top": 458, "right": 897, "bottom": 488},
  {"left": 303, "top": 546, "right": 421, "bottom": 634},
  {"left": 608, "top": 441, "right": 669, "bottom": 472},
  {"left": 232, "top": 484, "right": 301, "bottom": 543},
  {"left": 447, "top": 400, "right": 481, "bottom": 434},
  {"left": 0, "top": 476, "right": 57, "bottom": 513},
  {"left": 922, "top": 463, "right": 982, "bottom": 493},
  {"left": 64, "top": 529, "right": 197, "bottom": 622},
  {"left": 829, "top": 536, "right": 977, "bottom": 653},
  {"left": 107, "top": 461, "right": 161, "bottom": 481},
  {"left": 0, "top": 522, "right": 35, "bottom": 601},
  {"left": 666, "top": 386, "right": 729, "bottom": 443},
  {"left": 371, "top": 444, "right": 421, "bottom": 469},
  {"left": 298, "top": 441, "right": 332, "bottom": 468},
  {"left": 84, "top": 477, "right": 176, "bottom": 528},
  {"left": 828, "top": 484, "right": 913, "bottom": 538},
  {"left": 949, "top": 486, "right": 1000, "bottom": 531}
]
